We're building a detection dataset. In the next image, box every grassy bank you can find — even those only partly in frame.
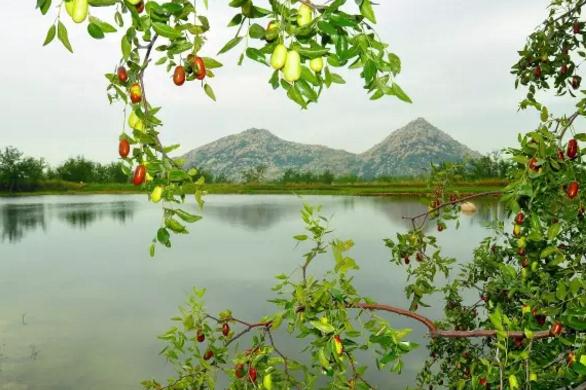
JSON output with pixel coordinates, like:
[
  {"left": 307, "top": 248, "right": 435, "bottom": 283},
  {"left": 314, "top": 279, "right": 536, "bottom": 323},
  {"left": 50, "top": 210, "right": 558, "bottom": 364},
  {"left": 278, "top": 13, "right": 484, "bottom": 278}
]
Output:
[{"left": 1, "top": 179, "right": 505, "bottom": 197}]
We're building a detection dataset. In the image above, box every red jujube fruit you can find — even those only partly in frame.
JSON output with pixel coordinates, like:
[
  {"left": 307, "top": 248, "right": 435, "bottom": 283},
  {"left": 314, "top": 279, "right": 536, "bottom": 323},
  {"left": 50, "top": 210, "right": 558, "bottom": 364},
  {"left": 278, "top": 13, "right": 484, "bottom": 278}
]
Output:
[
  {"left": 118, "top": 139, "right": 130, "bottom": 158},
  {"left": 567, "top": 181, "right": 580, "bottom": 199},
  {"left": 117, "top": 66, "right": 128, "bottom": 83},
  {"left": 567, "top": 138, "right": 578, "bottom": 159},
  {"left": 193, "top": 56, "right": 206, "bottom": 80},
  {"left": 173, "top": 65, "right": 186, "bottom": 86},
  {"left": 133, "top": 165, "right": 146, "bottom": 186}
]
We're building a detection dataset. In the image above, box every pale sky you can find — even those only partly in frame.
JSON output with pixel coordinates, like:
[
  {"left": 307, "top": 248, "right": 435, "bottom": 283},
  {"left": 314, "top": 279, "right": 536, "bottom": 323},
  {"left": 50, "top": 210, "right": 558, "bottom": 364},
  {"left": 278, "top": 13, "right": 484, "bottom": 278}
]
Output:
[{"left": 0, "top": 1, "right": 575, "bottom": 165}]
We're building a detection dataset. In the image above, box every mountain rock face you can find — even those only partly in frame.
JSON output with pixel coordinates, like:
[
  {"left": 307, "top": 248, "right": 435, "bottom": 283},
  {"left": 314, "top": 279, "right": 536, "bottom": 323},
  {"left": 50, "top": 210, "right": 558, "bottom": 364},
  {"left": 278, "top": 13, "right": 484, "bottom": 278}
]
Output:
[
  {"left": 182, "top": 118, "right": 480, "bottom": 181},
  {"left": 358, "top": 118, "right": 480, "bottom": 177}
]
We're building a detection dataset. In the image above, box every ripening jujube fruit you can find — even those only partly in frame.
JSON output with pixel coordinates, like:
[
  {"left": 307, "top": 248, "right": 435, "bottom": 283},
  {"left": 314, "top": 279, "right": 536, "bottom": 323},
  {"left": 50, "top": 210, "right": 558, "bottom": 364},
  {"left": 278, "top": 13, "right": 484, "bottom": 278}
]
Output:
[
  {"left": 203, "top": 349, "right": 213, "bottom": 361},
  {"left": 533, "top": 65, "right": 542, "bottom": 79},
  {"left": 129, "top": 83, "right": 142, "bottom": 104},
  {"left": 550, "top": 321, "right": 563, "bottom": 336},
  {"left": 271, "top": 44, "right": 288, "bottom": 70},
  {"left": 192, "top": 56, "right": 206, "bottom": 80},
  {"left": 135, "top": 1, "right": 144, "bottom": 13},
  {"left": 528, "top": 157, "right": 539, "bottom": 172},
  {"left": 283, "top": 50, "right": 302, "bottom": 82},
  {"left": 117, "top": 66, "right": 128, "bottom": 83},
  {"left": 118, "top": 139, "right": 130, "bottom": 158},
  {"left": 567, "top": 351, "right": 577, "bottom": 366},
  {"left": 333, "top": 335, "right": 344, "bottom": 355},
  {"left": 222, "top": 322, "right": 230, "bottom": 336},
  {"left": 515, "top": 211, "right": 524, "bottom": 225},
  {"left": 572, "top": 75, "right": 582, "bottom": 89},
  {"left": 265, "top": 21, "right": 279, "bottom": 41},
  {"left": 196, "top": 330, "right": 205, "bottom": 343},
  {"left": 173, "top": 65, "right": 186, "bottom": 86},
  {"left": 235, "top": 363, "right": 245, "bottom": 378},
  {"left": 133, "top": 165, "right": 146, "bottom": 186}
]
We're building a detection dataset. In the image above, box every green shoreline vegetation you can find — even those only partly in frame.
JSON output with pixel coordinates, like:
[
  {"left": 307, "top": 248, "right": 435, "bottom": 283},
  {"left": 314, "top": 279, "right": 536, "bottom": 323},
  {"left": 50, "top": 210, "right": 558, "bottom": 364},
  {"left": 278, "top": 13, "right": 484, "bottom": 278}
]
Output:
[
  {"left": 0, "top": 146, "right": 507, "bottom": 197},
  {"left": 0, "top": 180, "right": 505, "bottom": 197}
]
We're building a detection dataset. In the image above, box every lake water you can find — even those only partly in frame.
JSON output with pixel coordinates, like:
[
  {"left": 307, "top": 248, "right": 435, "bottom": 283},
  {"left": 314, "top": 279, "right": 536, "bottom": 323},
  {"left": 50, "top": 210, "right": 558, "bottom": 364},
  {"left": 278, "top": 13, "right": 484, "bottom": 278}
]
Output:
[{"left": 0, "top": 194, "right": 505, "bottom": 389}]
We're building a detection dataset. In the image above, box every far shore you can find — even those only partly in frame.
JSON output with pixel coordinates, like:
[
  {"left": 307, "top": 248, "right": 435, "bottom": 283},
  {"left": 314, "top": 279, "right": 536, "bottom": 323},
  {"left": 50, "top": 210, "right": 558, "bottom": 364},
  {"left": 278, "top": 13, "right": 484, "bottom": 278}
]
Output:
[{"left": 0, "top": 180, "right": 505, "bottom": 198}]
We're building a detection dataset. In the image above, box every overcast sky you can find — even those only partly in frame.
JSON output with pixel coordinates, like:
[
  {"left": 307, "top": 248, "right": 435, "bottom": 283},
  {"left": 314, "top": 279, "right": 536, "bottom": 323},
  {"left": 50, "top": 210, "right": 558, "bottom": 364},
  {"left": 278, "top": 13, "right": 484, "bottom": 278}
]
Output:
[{"left": 1, "top": 0, "right": 573, "bottom": 165}]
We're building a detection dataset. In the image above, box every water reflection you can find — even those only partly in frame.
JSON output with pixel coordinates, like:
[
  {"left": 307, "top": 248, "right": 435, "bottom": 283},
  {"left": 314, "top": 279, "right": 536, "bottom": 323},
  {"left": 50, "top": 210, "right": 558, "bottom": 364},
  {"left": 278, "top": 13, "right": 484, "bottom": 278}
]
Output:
[
  {"left": 203, "top": 202, "right": 300, "bottom": 230},
  {"left": 0, "top": 204, "right": 46, "bottom": 244},
  {"left": 0, "top": 201, "right": 136, "bottom": 243},
  {"left": 203, "top": 195, "right": 506, "bottom": 232}
]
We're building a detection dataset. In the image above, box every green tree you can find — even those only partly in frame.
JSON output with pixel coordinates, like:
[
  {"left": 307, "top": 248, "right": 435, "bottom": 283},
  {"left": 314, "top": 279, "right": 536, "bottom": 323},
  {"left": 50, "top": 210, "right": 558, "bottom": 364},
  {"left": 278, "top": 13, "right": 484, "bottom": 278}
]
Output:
[{"left": 0, "top": 147, "right": 45, "bottom": 192}]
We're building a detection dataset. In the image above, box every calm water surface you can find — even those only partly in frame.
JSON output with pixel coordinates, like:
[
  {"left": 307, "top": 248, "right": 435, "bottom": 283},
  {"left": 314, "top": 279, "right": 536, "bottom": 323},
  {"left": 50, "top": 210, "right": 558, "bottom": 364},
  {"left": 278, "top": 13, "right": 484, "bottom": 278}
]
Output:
[{"left": 0, "top": 195, "right": 505, "bottom": 389}]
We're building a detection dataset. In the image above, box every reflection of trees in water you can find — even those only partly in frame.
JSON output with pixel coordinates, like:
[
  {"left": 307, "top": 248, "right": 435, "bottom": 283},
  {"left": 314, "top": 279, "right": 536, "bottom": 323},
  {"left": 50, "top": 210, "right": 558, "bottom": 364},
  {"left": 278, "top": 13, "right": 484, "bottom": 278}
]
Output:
[
  {"left": 204, "top": 197, "right": 359, "bottom": 231},
  {"left": 0, "top": 204, "right": 46, "bottom": 243},
  {"left": 368, "top": 197, "right": 506, "bottom": 231},
  {"left": 204, "top": 203, "right": 300, "bottom": 230},
  {"left": 55, "top": 202, "right": 136, "bottom": 229},
  {"left": 0, "top": 201, "right": 136, "bottom": 242}
]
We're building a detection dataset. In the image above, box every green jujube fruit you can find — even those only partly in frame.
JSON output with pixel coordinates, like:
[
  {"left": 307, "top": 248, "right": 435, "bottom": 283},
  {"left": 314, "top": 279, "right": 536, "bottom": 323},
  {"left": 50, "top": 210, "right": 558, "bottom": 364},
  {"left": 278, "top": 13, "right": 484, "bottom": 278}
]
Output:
[
  {"left": 71, "top": 0, "right": 89, "bottom": 23},
  {"left": 283, "top": 50, "right": 302, "bottom": 82},
  {"left": 310, "top": 57, "right": 324, "bottom": 72},
  {"left": 65, "top": 0, "right": 74, "bottom": 17},
  {"left": 271, "top": 44, "right": 288, "bottom": 70},
  {"left": 297, "top": 4, "right": 313, "bottom": 27}
]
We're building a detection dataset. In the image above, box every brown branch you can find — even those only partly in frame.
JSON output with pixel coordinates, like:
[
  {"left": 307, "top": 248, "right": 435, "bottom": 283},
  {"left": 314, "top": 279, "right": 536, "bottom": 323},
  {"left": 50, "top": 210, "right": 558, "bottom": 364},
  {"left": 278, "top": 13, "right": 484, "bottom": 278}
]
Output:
[
  {"left": 354, "top": 303, "right": 556, "bottom": 340},
  {"left": 264, "top": 327, "right": 301, "bottom": 389},
  {"left": 346, "top": 351, "right": 376, "bottom": 389},
  {"left": 402, "top": 191, "right": 502, "bottom": 224},
  {"left": 205, "top": 315, "right": 271, "bottom": 347},
  {"left": 557, "top": 110, "right": 581, "bottom": 143},
  {"left": 136, "top": 34, "right": 181, "bottom": 168}
]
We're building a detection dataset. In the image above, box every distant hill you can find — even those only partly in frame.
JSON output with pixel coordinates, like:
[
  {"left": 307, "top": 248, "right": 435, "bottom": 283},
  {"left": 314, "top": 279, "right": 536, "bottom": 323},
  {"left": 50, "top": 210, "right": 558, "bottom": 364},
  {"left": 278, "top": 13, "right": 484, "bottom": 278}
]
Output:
[
  {"left": 358, "top": 118, "right": 480, "bottom": 177},
  {"left": 182, "top": 118, "right": 480, "bottom": 181}
]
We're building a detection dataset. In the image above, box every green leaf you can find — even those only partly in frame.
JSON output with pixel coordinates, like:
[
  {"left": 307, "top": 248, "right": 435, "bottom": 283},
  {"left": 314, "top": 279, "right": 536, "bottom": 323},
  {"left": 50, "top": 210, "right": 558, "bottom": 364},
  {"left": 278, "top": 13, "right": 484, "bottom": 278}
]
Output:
[
  {"left": 360, "top": 0, "right": 377, "bottom": 23},
  {"left": 57, "top": 22, "right": 73, "bottom": 53},
  {"left": 153, "top": 22, "right": 182, "bottom": 39},
  {"left": 165, "top": 217, "right": 188, "bottom": 233},
  {"left": 202, "top": 57, "right": 223, "bottom": 69},
  {"left": 310, "top": 320, "right": 335, "bottom": 334},
  {"left": 121, "top": 35, "right": 131, "bottom": 59},
  {"left": 547, "top": 223, "right": 561, "bottom": 240},
  {"left": 391, "top": 83, "right": 412, "bottom": 103},
  {"left": 248, "top": 23, "right": 265, "bottom": 39},
  {"left": 218, "top": 36, "right": 243, "bottom": 55},
  {"left": 87, "top": 23, "right": 105, "bottom": 39},
  {"left": 89, "top": 16, "right": 117, "bottom": 33},
  {"left": 43, "top": 25, "right": 56, "bottom": 46},
  {"left": 157, "top": 228, "right": 171, "bottom": 246},
  {"left": 204, "top": 84, "right": 216, "bottom": 101},
  {"left": 175, "top": 209, "right": 202, "bottom": 223}
]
